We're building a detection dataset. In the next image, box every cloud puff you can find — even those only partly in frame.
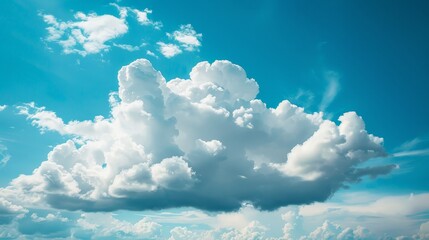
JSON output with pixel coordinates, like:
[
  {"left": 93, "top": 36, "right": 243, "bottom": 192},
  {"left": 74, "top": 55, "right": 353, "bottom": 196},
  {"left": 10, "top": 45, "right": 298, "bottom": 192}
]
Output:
[
  {"left": 167, "top": 24, "right": 202, "bottom": 51},
  {"left": 5, "top": 59, "right": 394, "bottom": 212},
  {"left": 0, "top": 105, "right": 6, "bottom": 112},
  {"left": 157, "top": 42, "right": 182, "bottom": 58},
  {"left": 131, "top": 8, "right": 163, "bottom": 29}
]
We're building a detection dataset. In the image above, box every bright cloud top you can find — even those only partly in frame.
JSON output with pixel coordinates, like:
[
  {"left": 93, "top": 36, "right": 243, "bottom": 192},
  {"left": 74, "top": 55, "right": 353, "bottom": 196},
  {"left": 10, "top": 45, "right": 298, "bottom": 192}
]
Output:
[{"left": 4, "top": 59, "right": 394, "bottom": 212}]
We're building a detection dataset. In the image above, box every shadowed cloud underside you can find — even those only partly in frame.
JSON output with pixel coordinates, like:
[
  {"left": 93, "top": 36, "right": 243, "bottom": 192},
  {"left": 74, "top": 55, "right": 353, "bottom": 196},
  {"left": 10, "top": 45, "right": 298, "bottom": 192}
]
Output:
[{"left": 2, "top": 59, "right": 394, "bottom": 212}]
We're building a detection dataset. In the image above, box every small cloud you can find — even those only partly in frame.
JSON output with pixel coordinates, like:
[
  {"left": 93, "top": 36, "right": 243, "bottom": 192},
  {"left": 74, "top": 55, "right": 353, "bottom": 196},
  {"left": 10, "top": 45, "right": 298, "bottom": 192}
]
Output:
[
  {"left": 157, "top": 42, "right": 182, "bottom": 58},
  {"left": 146, "top": 50, "right": 158, "bottom": 58},
  {"left": 168, "top": 24, "right": 202, "bottom": 51},
  {"left": 109, "top": 3, "right": 128, "bottom": 19},
  {"left": 0, "top": 105, "right": 7, "bottom": 112},
  {"left": 131, "top": 8, "right": 162, "bottom": 29},
  {"left": 113, "top": 43, "right": 140, "bottom": 52}
]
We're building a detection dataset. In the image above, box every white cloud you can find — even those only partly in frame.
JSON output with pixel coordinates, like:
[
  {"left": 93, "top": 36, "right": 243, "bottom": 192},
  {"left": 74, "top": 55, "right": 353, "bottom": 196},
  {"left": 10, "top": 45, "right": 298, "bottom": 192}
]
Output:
[
  {"left": 298, "top": 192, "right": 429, "bottom": 238},
  {"left": 113, "top": 43, "right": 140, "bottom": 51},
  {"left": 151, "top": 156, "right": 195, "bottom": 190},
  {"left": 5, "top": 59, "right": 393, "bottom": 213},
  {"left": 0, "top": 192, "right": 428, "bottom": 239},
  {"left": 76, "top": 213, "right": 161, "bottom": 239},
  {"left": 273, "top": 112, "right": 387, "bottom": 181},
  {"left": 168, "top": 24, "right": 202, "bottom": 51},
  {"left": 146, "top": 50, "right": 158, "bottom": 58},
  {"left": 110, "top": 3, "right": 128, "bottom": 19},
  {"left": 132, "top": 8, "right": 163, "bottom": 29},
  {"left": 30, "top": 212, "right": 68, "bottom": 223},
  {"left": 157, "top": 42, "right": 182, "bottom": 58},
  {"left": 304, "top": 221, "right": 371, "bottom": 240},
  {"left": 196, "top": 139, "right": 225, "bottom": 155},
  {"left": 393, "top": 148, "right": 429, "bottom": 158},
  {"left": 42, "top": 12, "right": 128, "bottom": 56},
  {"left": 0, "top": 105, "right": 7, "bottom": 112},
  {"left": 299, "top": 193, "right": 429, "bottom": 218}
]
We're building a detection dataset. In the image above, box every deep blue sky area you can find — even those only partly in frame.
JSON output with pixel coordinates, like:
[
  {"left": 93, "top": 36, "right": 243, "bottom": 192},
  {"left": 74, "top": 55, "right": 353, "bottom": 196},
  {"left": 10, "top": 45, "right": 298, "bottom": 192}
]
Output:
[{"left": 0, "top": 1, "right": 428, "bottom": 238}]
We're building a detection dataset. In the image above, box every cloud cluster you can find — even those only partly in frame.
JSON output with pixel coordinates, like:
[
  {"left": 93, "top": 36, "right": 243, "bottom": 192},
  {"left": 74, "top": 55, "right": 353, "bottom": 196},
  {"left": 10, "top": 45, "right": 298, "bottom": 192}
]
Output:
[
  {"left": 166, "top": 219, "right": 371, "bottom": 240},
  {"left": 43, "top": 12, "right": 128, "bottom": 56},
  {"left": 158, "top": 24, "right": 202, "bottom": 58},
  {"left": 75, "top": 213, "right": 161, "bottom": 239},
  {"left": 1, "top": 192, "right": 429, "bottom": 238},
  {"left": 4, "top": 59, "right": 394, "bottom": 212},
  {"left": 42, "top": 4, "right": 202, "bottom": 58}
]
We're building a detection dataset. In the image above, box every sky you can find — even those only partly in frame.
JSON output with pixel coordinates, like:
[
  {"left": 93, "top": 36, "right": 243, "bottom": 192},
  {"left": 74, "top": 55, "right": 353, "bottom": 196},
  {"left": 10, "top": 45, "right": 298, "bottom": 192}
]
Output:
[{"left": 0, "top": 0, "right": 429, "bottom": 239}]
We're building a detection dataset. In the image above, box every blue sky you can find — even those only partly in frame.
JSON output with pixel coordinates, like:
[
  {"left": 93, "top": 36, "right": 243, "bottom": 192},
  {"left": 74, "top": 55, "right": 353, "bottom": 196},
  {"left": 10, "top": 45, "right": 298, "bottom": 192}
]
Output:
[{"left": 1, "top": 0, "right": 429, "bottom": 239}]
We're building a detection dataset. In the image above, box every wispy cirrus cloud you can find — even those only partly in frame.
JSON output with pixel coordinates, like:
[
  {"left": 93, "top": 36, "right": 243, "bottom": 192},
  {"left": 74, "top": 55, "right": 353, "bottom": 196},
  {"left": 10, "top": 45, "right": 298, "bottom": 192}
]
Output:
[
  {"left": 113, "top": 43, "right": 141, "bottom": 52},
  {"left": 392, "top": 136, "right": 429, "bottom": 158},
  {"left": 0, "top": 144, "right": 10, "bottom": 167},
  {"left": 319, "top": 70, "right": 340, "bottom": 112}
]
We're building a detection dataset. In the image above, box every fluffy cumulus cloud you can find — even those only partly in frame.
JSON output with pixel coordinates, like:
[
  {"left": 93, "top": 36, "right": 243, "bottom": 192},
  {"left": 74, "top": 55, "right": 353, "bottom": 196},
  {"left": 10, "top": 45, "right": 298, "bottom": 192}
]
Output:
[{"left": 2, "top": 58, "right": 395, "bottom": 213}]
